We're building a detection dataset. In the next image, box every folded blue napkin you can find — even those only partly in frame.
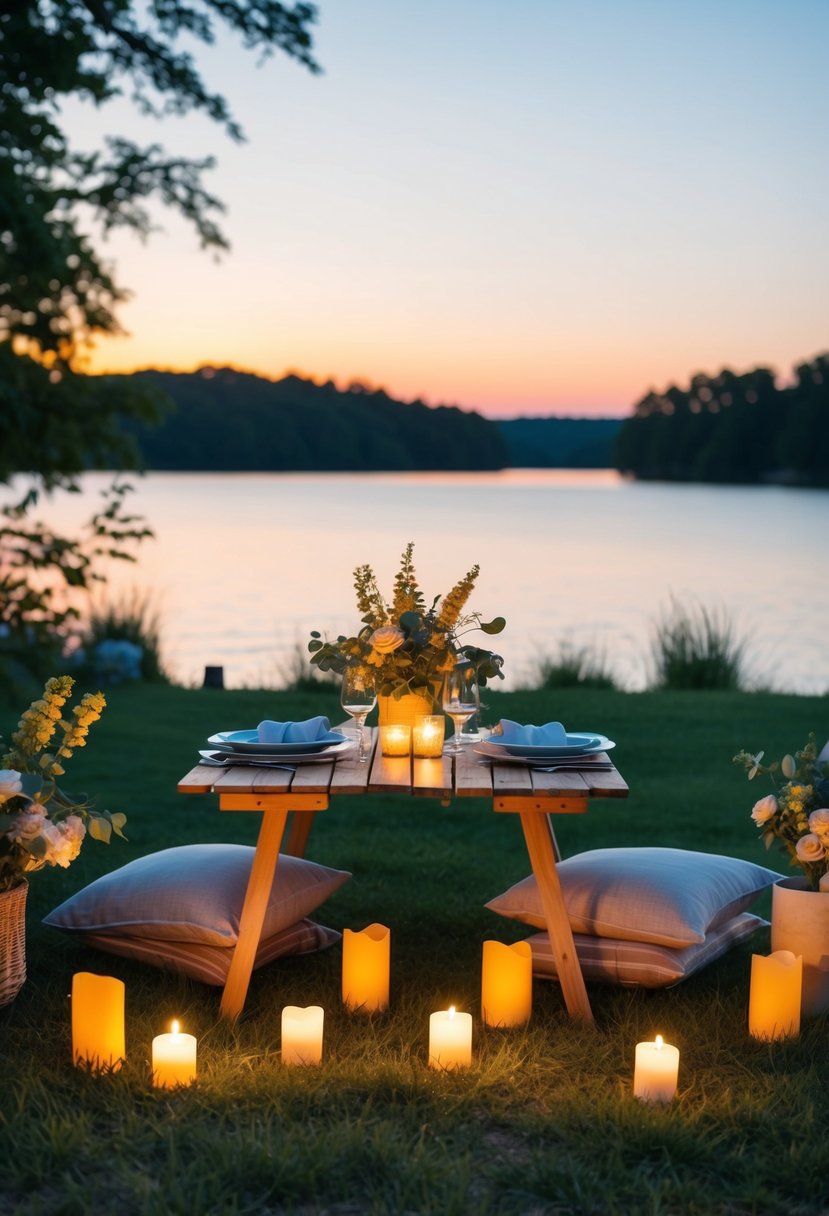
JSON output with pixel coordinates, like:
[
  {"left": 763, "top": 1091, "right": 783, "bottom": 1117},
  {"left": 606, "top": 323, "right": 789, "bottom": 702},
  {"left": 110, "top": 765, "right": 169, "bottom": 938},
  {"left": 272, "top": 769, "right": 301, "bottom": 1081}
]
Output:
[
  {"left": 257, "top": 716, "right": 334, "bottom": 745},
  {"left": 497, "top": 719, "right": 569, "bottom": 747}
]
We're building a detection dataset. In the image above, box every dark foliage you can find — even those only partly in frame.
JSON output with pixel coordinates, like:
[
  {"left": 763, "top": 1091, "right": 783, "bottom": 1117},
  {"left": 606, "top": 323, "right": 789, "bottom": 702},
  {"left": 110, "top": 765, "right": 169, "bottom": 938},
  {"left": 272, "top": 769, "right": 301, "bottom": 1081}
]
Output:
[
  {"left": 117, "top": 366, "right": 509, "bottom": 471},
  {"left": 615, "top": 354, "right": 829, "bottom": 486}
]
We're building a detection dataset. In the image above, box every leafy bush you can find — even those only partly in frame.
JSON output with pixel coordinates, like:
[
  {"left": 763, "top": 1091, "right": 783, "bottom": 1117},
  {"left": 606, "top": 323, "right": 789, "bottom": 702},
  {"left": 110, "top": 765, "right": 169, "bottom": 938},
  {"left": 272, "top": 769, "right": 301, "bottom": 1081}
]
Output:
[
  {"left": 528, "top": 639, "right": 618, "bottom": 691},
  {"left": 75, "top": 588, "right": 169, "bottom": 684},
  {"left": 650, "top": 598, "right": 749, "bottom": 691}
]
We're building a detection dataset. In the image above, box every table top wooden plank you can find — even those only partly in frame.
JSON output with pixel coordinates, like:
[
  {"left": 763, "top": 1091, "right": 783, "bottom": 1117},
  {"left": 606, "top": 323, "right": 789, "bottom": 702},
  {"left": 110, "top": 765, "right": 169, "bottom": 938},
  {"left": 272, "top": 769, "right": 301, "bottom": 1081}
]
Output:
[
  {"left": 368, "top": 747, "right": 413, "bottom": 794},
  {"left": 530, "top": 768, "right": 591, "bottom": 796},
  {"left": 454, "top": 748, "right": 494, "bottom": 798},
  {"left": 177, "top": 763, "right": 223, "bottom": 794},
  {"left": 412, "top": 755, "right": 453, "bottom": 799},
  {"left": 491, "top": 764, "right": 536, "bottom": 796}
]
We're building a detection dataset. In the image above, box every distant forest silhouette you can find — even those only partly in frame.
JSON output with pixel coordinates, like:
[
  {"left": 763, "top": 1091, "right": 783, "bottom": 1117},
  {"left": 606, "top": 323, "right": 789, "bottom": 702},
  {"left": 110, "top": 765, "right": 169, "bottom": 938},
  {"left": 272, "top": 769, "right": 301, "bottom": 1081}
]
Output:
[
  {"left": 117, "top": 367, "right": 619, "bottom": 472},
  {"left": 111, "top": 355, "right": 827, "bottom": 483},
  {"left": 615, "top": 352, "right": 828, "bottom": 486}
]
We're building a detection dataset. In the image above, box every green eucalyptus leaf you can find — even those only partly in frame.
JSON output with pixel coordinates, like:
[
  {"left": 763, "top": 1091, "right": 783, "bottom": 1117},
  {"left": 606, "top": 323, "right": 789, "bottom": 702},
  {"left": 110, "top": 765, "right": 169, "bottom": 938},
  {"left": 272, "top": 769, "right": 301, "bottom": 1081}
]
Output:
[
  {"left": 480, "top": 617, "right": 506, "bottom": 635},
  {"left": 399, "top": 611, "right": 422, "bottom": 635}
]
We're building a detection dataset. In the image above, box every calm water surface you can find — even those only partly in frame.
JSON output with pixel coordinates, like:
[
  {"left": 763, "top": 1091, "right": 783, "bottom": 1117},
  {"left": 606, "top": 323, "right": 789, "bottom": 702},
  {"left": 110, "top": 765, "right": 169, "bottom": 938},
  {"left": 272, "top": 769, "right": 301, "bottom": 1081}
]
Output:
[{"left": 28, "top": 470, "right": 829, "bottom": 693}]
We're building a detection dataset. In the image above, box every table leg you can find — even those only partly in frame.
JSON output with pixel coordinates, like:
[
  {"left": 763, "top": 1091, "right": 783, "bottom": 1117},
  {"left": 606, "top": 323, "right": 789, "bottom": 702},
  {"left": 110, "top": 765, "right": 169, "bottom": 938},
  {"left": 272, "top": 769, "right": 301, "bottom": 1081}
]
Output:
[
  {"left": 220, "top": 805, "right": 290, "bottom": 1022},
  {"left": 519, "top": 810, "right": 594, "bottom": 1025},
  {"left": 284, "top": 811, "right": 316, "bottom": 858}
]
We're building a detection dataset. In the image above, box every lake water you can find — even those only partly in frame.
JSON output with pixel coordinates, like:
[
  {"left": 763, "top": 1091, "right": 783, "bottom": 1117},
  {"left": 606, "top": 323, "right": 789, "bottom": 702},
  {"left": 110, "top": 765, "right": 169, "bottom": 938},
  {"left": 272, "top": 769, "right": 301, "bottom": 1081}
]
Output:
[{"left": 20, "top": 470, "right": 829, "bottom": 694}]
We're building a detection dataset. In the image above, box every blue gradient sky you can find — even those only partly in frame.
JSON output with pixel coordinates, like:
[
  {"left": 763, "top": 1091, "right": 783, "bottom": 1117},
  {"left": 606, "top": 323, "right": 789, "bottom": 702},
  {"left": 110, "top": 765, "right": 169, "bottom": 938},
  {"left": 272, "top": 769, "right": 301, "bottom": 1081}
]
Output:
[{"left": 74, "top": 0, "right": 829, "bottom": 416}]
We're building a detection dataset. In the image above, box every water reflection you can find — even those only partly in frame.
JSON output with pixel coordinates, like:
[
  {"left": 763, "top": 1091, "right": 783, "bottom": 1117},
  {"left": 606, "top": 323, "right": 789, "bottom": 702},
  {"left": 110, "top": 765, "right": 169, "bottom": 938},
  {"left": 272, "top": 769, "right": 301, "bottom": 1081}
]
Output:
[{"left": 11, "top": 470, "right": 828, "bottom": 694}]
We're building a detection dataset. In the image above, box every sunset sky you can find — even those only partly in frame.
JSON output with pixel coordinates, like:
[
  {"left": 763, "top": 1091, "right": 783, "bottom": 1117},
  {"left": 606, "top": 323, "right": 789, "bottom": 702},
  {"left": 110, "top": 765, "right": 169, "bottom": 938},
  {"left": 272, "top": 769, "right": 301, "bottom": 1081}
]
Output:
[{"left": 70, "top": 0, "right": 829, "bottom": 418}]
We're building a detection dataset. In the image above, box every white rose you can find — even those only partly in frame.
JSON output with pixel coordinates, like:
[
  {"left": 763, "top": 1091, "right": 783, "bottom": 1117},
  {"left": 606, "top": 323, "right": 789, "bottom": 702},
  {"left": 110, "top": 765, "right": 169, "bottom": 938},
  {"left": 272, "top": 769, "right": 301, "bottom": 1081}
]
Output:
[
  {"left": 5, "top": 804, "right": 46, "bottom": 844},
  {"left": 40, "top": 816, "right": 86, "bottom": 868},
  {"left": 808, "top": 808, "right": 829, "bottom": 846},
  {"left": 0, "top": 769, "right": 23, "bottom": 804},
  {"left": 795, "top": 833, "right": 826, "bottom": 864},
  {"left": 370, "top": 626, "right": 406, "bottom": 655},
  {"left": 751, "top": 794, "right": 778, "bottom": 826}
]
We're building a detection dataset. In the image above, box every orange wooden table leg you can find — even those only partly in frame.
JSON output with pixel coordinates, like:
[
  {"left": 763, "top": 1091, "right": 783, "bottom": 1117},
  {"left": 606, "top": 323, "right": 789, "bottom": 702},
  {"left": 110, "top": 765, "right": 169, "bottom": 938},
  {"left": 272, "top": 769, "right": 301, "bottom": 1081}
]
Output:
[
  {"left": 220, "top": 805, "right": 289, "bottom": 1021},
  {"left": 519, "top": 810, "right": 594, "bottom": 1025},
  {"left": 283, "top": 811, "right": 316, "bottom": 858}
]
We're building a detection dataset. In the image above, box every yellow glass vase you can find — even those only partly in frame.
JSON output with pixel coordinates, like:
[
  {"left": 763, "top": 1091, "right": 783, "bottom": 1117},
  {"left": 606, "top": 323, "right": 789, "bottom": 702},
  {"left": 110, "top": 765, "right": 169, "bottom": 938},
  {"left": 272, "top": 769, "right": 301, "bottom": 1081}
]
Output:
[{"left": 377, "top": 691, "right": 435, "bottom": 729}]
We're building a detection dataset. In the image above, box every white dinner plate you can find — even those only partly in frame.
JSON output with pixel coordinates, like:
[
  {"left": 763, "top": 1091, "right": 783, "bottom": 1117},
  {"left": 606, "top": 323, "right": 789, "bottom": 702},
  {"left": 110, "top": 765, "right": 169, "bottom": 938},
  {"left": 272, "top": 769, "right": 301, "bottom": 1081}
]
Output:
[
  {"left": 207, "top": 729, "right": 348, "bottom": 755},
  {"left": 474, "top": 736, "right": 615, "bottom": 765}
]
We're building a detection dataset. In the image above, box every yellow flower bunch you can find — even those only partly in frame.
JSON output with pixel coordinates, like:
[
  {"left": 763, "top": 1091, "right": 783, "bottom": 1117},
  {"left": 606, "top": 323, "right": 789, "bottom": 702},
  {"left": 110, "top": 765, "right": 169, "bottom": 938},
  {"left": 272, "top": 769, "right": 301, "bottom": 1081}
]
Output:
[
  {"left": 309, "top": 543, "right": 506, "bottom": 700},
  {"left": 0, "top": 677, "right": 126, "bottom": 893}
]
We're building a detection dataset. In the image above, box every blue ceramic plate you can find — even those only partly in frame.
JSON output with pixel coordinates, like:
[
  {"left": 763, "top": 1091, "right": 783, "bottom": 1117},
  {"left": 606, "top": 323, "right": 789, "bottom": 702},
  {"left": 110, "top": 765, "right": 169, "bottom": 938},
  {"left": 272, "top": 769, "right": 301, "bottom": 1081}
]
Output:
[
  {"left": 480, "top": 733, "right": 610, "bottom": 758},
  {"left": 207, "top": 729, "right": 347, "bottom": 755}
]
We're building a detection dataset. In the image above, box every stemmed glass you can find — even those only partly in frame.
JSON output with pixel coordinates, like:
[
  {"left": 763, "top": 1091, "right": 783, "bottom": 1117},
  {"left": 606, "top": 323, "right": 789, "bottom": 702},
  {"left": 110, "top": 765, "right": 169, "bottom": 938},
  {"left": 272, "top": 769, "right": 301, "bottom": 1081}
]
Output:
[
  {"left": 442, "top": 663, "right": 480, "bottom": 755},
  {"left": 340, "top": 668, "right": 377, "bottom": 764}
]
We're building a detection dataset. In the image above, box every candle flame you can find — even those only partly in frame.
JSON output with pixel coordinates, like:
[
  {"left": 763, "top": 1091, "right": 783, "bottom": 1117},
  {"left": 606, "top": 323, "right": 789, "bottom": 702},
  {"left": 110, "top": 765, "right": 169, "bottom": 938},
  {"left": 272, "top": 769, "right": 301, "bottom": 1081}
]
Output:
[
  {"left": 448, "top": 1005, "right": 456, "bottom": 1019},
  {"left": 655, "top": 1034, "right": 663, "bottom": 1050},
  {"left": 171, "top": 1019, "right": 180, "bottom": 1036}
]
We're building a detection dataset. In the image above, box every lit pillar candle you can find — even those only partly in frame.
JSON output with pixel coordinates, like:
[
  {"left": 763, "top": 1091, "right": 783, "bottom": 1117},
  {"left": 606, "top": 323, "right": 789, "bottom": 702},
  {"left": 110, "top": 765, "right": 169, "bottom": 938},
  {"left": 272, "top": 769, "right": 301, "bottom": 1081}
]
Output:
[
  {"left": 379, "top": 724, "right": 411, "bottom": 756},
  {"left": 481, "top": 940, "right": 532, "bottom": 1028},
  {"left": 342, "top": 923, "right": 390, "bottom": 1013},
  {"left": 428, "top": 1005, "right": 472, "bottom": 1070},
  {"left": 282, "top": 1005, "right": 324, "bottom": 1065},
  {"left": 633, "top": 1034, "right": 679, "bottom": 1103},
  {"left": 749, "top": 950, "right": 802, "bottom": 1041},
  {"left": 152, "top": 1019, "right": 197, "bottom": 1088},
  {"left": 71, "top": 972, "right": 125, "bottom": 1071},
  {"left": 412, "top": 715, "right": 445, "bottom": 758}
]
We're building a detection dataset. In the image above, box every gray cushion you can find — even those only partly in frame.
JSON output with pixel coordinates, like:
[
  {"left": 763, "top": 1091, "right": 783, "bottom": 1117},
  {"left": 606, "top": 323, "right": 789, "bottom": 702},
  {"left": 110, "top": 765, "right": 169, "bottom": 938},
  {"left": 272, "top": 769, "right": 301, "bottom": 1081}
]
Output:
[
  {"left": 80, "top": 919, "right": 341, "bottom": 986},
  {"left": 485, "top": 847, "right": 778, "bottom": 948},
  {"left": 44, "top": 843, "right": 350, "bottom": 946},
  {"left": 527, "top": 912, "right": 766, "bottom": 988}
]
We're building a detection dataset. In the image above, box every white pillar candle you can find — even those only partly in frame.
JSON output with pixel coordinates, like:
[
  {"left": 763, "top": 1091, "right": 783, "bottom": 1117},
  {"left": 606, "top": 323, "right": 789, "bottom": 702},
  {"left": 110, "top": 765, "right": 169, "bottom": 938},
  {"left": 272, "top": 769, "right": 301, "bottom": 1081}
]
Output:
[
  {"left": 633, "top": 1034, "right": 679, "bottom": 1103},
  {"left": 342, "top": 923, "right": 391, "bottom": 1013},
  {"left": 749, "top": 950, "right": 802, "bottom": 1040},
  {"left": 412, "top": 715, "right": 445, "bottom": 758},
  {"left": 481, "top": 940, "right": 532, "bottom": 1028},
  {"left": 282, "top": 1004, "right": 324, "bottom": 1065},
  {"left": 71, "top": 972, "right": 125, "bottom": 1071},
  {"left": 152, "top": 1019, "right": 197, "bottom": 1089},
  {"left": 428, "top": 1005, "right": 472, "bottom": 1070}
]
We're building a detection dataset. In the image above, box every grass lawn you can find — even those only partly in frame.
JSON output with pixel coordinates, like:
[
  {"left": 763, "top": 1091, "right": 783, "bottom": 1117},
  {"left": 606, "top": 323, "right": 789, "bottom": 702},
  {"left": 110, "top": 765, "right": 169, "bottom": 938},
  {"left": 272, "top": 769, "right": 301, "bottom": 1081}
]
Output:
[{"left": 2, "top": 683, "right": 828, "bottom": 1215}]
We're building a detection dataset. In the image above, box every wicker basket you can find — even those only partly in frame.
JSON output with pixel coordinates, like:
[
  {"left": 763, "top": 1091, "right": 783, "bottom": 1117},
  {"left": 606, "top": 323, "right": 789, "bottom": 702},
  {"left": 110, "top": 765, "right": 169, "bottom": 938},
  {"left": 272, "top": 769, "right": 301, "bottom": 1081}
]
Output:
[{"left": 0, "top": 881, "right": 28, "bottom": 1007}]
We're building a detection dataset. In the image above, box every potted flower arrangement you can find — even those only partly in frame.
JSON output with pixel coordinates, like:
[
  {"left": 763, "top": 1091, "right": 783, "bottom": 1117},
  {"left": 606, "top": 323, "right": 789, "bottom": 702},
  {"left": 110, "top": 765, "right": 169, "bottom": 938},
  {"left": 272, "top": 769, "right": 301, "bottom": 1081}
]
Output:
[
  {"left": 734, "top": 733, "right": 829, "bottom": 1014},
  {"left": 308, "top": 543, "right": 505, "bottom": 725},
  {"left": 0, "top": 675, "right": 127, "bottom": 1005}
]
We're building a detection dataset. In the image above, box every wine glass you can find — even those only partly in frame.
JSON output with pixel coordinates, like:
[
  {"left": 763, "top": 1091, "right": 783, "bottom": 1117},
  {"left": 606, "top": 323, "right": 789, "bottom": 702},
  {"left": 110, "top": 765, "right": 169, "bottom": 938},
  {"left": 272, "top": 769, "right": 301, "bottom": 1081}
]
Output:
[
  {"left": 442, "top": 664, "right": 480, "bottom": 755},
  {"left": 340, "top": 668, "right": 377, "bottom": 764}
]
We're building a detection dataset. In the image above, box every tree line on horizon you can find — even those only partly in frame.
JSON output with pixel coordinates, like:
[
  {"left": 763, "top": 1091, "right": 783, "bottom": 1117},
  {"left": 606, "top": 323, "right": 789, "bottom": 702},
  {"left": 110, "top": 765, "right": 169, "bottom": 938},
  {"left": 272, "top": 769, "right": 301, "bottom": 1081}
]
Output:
[
  {"left": 614, "top": 352, "right": 828, "bottom": 486},
  {"left": 120, "top": 366, "right": 508, "bottom": 471}
]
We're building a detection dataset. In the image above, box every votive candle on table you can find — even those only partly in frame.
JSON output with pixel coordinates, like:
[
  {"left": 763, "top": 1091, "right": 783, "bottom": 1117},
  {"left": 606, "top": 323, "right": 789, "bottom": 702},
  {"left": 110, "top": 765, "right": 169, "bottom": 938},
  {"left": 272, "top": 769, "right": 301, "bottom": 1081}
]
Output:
[
  {"left": 428, "top": 1005, "right": 472, "bottom": 1070},
  {"left": 282, "top": 1005, "right": 324, "bottom": 1065},
  {"left": 749, "top": 950, "right": 802, "bottom": 1041},
  {"left": 72, "top": 972, "right": 126, "bottom": 1071},
  {"left": 379, "top": 724, "right": 411, "bottom": 756},
  {"left": 152, "top": 1019, "right": 197, "bottom": 1088},
  {"left": 412, "top": 715, "right": 445, "bottom": 758},
  {"left": 481, "top": 940, "right": 532, "bottom": 1028},
  {"left": 342, "top": 923, "right": 390, "bottom": 1013},
  {"left": 633, "top": 1034, "right": 679, "bottom": 1103}
]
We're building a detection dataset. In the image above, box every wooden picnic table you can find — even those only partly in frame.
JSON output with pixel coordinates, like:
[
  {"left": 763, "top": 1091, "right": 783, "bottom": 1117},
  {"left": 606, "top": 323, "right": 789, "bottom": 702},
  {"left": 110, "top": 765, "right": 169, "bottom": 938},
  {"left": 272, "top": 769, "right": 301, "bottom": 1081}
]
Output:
[{"left": 177, "top": 727, "right": 628, "bottom": 1025}]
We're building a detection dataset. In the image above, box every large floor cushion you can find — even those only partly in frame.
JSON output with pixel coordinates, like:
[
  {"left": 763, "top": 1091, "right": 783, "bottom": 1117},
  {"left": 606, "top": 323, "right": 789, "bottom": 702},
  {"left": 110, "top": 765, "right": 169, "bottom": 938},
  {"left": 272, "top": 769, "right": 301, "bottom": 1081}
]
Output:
[
  {"left": 485, "top": 847, "right": 779, "bottom": 948},
  {"left": 78, "top": 919, "right": 341, "bottom": 986},
  {"left": 44, "top": 843, "right": 350, "bottom": 946},
  {"left": 526, "top": 912, "right": 767, "bottom": 988}
]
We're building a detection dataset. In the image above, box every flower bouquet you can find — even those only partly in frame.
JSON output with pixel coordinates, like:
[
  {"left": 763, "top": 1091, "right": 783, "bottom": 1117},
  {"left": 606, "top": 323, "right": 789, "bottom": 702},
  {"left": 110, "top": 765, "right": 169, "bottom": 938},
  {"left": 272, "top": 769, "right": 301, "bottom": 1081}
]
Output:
[
  {"left": 308, "top": 543, "right": 506, "bottom": 701},
  {"left": 734, "top": 734, "right": 829, "bottom": 890},
  {"left": 0, "top": 675, "right": 127, "bottom": 894}
]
